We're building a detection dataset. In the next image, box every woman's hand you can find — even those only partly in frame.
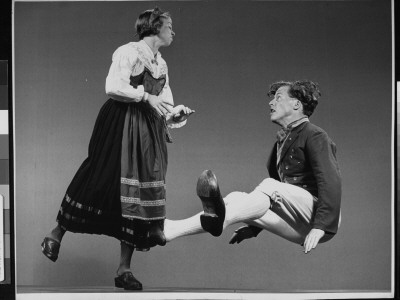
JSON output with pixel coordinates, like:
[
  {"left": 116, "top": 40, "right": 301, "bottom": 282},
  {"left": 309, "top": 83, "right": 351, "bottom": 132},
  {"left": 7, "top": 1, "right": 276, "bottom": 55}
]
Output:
[
  {"left": 170, "top": 105, "right": 195, "bottom": 123},
  {"left": 147, "top": 94, "right": 173, "bottom": 116}
]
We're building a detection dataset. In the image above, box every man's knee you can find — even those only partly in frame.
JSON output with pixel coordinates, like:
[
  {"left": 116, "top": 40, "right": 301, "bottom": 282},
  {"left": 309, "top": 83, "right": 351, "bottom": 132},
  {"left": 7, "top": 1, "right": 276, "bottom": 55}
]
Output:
[
  {"left": 254, "top": 178, "right": 281, "bottom": 197},
  {"left": 262, "top": 178, "right": 278, "bottom": 184}
]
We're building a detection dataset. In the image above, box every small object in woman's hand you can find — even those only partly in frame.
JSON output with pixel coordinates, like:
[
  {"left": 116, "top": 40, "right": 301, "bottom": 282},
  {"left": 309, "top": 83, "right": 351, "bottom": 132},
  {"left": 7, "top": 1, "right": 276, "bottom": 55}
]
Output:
[{"left": 172, "top": 110, "right": 194, "bottom": 122}]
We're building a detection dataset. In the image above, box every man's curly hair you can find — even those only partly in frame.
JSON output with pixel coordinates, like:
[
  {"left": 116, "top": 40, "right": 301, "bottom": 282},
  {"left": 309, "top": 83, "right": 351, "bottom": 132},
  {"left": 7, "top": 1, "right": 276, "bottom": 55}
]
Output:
[{"left": 267, "top": 80, "right": 321, "bottom": 117}]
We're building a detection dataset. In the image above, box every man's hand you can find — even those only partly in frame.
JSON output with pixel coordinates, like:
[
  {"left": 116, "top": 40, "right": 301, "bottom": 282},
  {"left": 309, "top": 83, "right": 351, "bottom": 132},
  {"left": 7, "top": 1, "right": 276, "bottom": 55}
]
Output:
[
  {"left": 303, "top": 228, "right": 325, "bottom": 254},
  {"left": 147, "top": 94, "right": 173, "bottom": 116},
  {"left": 229, "top": 226, "right": 258, "bottom": 244}
]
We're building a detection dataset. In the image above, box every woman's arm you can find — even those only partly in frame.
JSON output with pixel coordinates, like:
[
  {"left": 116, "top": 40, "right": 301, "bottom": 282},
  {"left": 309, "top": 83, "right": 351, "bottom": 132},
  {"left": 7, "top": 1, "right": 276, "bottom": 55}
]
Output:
[{"left": 105, "top": 46, "right": 146, "bottom": 102}]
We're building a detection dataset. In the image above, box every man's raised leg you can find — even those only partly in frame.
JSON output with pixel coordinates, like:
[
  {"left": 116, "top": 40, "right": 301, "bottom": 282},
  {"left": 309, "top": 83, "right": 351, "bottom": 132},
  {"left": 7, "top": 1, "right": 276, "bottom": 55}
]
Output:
[{"left": 164, "top": 170, "right": 272, "bottom": 242}]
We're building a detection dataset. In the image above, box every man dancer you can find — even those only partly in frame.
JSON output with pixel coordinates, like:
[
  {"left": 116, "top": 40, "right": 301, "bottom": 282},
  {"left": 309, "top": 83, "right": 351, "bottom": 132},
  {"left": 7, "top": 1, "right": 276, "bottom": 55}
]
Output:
[{"left": 164, "top": 80, "right": 341, "bottom": 253}]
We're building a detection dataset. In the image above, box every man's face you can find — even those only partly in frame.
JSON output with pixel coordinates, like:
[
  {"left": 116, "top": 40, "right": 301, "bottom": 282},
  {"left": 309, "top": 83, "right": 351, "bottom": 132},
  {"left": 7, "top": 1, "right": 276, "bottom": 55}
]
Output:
[
  {"left": 157, "top": 17, "right": 175, "bottom": 46},
  {"left": 269, "top": 85, "right": 298, "bottom": 125}
]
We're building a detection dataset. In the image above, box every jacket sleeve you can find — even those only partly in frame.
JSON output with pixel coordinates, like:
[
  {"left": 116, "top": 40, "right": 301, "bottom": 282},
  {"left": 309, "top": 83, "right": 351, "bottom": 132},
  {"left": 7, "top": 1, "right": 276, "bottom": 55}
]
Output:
[{"left": 306, "top": 130, "right": 342, "bottom": 234}]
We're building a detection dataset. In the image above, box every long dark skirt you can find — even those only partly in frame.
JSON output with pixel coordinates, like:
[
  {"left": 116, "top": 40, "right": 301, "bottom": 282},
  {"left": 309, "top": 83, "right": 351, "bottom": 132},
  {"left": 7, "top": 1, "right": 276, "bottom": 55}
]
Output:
[{"left": 56, "top": 99, "right": 168, "bottom": 250}]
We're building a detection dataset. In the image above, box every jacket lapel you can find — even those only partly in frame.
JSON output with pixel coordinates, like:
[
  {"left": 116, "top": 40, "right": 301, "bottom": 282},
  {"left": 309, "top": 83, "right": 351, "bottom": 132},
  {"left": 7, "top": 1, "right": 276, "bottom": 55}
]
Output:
[
  {"left": 267, "top": 142, "right": 280, "bottom": 179},
  {"left": 278, "top": 122, "right": 308, "bottom": 163}
]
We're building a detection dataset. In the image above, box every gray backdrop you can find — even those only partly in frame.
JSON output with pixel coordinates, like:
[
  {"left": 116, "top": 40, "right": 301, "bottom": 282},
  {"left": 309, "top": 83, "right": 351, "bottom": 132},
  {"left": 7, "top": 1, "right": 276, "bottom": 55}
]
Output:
[{"left": 14, "top": 0, "right": 393, "bottom": 292}]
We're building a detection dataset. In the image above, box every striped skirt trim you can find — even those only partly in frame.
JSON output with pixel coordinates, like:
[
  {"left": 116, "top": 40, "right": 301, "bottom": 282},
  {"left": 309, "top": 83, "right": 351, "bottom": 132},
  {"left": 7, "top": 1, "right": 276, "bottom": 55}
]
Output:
[
  {"left": 121, "top": 177, "right": 165, "bottom": 188},
  {"left": 63, "top": 193, "right": 102, "bottom": 215},
  {"left": 121, "top": 196, "right": 166, "bottom": 206}
]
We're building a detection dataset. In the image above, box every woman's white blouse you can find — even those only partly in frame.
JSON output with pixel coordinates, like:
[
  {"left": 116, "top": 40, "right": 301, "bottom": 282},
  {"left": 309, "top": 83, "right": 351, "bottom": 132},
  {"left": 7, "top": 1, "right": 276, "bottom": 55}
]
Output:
[{"left": 105, "top": 40, "right": 185, "bottom": 128}]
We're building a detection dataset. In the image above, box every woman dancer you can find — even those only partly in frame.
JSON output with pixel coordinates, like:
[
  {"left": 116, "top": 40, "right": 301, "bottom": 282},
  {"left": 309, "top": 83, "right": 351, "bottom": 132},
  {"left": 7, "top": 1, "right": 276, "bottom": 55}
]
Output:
[{"left": 41, "top": 7, "right": 194, "bottom": 290}]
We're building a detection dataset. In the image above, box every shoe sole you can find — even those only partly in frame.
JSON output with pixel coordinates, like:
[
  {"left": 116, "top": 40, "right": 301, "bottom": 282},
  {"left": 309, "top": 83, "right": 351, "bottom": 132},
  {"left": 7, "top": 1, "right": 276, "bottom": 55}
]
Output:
[{"left": 197, "top": 170, "right": 225, "bottom": 237}]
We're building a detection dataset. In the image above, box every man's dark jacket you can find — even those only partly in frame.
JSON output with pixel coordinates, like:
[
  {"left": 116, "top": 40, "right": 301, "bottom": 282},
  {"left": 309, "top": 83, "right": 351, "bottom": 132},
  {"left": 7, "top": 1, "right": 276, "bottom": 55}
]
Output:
[{"left": 267, "top": 121, "right": 341, "bottom": 236}]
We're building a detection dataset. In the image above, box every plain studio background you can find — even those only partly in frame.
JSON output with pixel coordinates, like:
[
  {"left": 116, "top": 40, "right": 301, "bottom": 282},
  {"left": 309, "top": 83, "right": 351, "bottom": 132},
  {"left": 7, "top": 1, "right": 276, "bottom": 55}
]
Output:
[{"left": 14, "top": 0, "right": 392, "bottom": 292}]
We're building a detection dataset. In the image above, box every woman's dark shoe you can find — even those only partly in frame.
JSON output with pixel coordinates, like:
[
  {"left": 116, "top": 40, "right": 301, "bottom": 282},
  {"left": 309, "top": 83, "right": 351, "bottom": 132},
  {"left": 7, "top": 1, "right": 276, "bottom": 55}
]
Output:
[
  {"left": 41, "top": 237, "right": 61, "bottom": 262},
  {"left": 196, "top": 170, "right": 226, "bottom": 237},
  {"left": 148, "top": 223, "right": 166, "bottom": 247},
  {"left": 114, "top": 271, "right": 143, "bottom": 290}
]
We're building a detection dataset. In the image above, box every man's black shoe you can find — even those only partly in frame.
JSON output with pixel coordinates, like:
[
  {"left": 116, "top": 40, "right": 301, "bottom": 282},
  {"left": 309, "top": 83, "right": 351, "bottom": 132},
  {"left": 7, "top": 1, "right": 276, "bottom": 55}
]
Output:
[{"left": 196, "top": 170, "right": 225, "bottom": 237}]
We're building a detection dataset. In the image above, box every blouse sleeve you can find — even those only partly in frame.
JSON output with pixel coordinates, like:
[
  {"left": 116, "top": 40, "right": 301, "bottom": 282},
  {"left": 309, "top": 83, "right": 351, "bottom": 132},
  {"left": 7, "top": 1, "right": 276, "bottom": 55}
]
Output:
[{"left": 105, "top": 46, "right": 145, "bottom": 102}]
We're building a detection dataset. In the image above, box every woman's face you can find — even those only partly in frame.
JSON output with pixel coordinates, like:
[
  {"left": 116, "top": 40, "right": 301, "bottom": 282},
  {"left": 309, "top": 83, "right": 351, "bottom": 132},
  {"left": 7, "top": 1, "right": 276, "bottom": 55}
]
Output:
[{"left": 157, "top": 17, "right": 175, "bottom": 46}]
